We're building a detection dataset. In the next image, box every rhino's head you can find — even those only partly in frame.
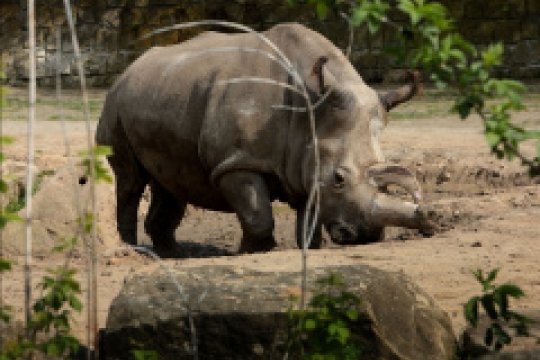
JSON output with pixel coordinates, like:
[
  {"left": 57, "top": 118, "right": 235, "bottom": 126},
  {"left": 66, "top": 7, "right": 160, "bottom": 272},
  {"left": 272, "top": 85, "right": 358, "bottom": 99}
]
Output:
[{"left": 303, "top": 58, "right": 430, "bottom": 245}]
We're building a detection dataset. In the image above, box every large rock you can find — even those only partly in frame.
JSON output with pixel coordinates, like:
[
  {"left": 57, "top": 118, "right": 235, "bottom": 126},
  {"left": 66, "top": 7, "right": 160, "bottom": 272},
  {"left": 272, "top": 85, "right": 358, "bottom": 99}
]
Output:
[{"left": 103, "top": 264, "right": 456, "bottom": 360}]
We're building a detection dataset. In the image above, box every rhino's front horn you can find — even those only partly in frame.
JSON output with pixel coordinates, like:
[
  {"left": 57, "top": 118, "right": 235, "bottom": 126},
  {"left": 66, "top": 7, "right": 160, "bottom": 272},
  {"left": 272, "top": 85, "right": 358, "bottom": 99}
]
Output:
[
  {"left": 367, "top": 164, "right": 422, "bottom": 203},
  {"left": 379, "top": 71, "right": 421, "bottom": 111},
  {"left": 368, "top": 193, "right": 436, "bottom": 234}
]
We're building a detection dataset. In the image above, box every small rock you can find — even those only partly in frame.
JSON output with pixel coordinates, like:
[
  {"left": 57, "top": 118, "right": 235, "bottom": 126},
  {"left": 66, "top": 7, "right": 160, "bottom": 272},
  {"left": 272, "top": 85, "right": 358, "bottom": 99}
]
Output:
[
  {"left": 107, "top": 257, "right": 120, "bottom": 266},
  {"left": 436, "top": 170, "right": 451, "bottom": 184},
  {"left": 470, "top": 241, "right": 482, "bottom": 247}
]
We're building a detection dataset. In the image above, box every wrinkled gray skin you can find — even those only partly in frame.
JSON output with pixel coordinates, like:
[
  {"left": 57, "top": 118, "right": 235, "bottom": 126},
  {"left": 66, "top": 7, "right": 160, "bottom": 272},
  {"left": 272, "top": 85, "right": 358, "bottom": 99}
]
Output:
[{"left": 96, "top": 23, "right": 435, "bottom": 253}]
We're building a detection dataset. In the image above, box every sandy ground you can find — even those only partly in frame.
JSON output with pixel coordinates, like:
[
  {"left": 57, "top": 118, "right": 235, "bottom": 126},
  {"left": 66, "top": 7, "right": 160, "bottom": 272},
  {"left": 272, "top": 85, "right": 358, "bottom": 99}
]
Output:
[{"left": 1, "top": 85, "right": 540, "bottom": 351}]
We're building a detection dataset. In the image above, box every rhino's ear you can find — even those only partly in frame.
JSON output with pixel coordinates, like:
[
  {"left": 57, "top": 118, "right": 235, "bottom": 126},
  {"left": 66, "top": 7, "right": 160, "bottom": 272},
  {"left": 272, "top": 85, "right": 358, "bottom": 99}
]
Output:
[
  {"left": 310, "top": 56, "right": 329, "bottom": 95},
  {"left": 310, "top": 56, "right": 352, "bottom": 110},
  {"left": 379, "top": 71, "right": 421, "bottom": 111}
]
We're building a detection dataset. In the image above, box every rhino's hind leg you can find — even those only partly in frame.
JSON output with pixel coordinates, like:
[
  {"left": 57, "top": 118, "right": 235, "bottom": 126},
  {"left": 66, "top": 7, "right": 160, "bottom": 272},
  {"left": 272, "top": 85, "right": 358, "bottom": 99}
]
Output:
[
  {"left": 218, "top": 171, "right": 277, "bottom": 254},
  {"left": 108, "top": 154, "right": 149, "bottom": 246},
  {"left": 144, "top": 180, "right": 186, "bottom": 250}
]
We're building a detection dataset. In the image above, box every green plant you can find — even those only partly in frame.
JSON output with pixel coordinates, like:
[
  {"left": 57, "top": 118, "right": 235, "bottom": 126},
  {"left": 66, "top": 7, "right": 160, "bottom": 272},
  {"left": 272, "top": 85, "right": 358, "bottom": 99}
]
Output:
[
  {"left": 132, "top": 349, "right": 163, "bottom": 360},
  {"left": 0, "top": 141, "right": 113, "bottom": 359},
  {"left": 29, "top": 239, "right": 82, "bottom": 357},
  {"left": 463, "top": 269, "right": 532, "bottom": 353},
  {"left": 78, "top": 145, "right": 114, "bottom": 184},
  {"left": 0, "top": 139, "right": 81, "bottom": 358},
  {"left": 287, "top": 0, "right": 540, "bottom": 175},
  {"left": 286, "top": 273, "right": 364, "bottom": 360},
  {"left": 0, "top": 244, "right": 82, "bottom": 360},
  {"left": 0, "top": 137, "right": 21, "bottom": 229},
  {"left": 0, "top": 259, "right": 14, "bottom": 325},
  {"left": 4, "top": 169, "right": 55, "bottom": 214}
]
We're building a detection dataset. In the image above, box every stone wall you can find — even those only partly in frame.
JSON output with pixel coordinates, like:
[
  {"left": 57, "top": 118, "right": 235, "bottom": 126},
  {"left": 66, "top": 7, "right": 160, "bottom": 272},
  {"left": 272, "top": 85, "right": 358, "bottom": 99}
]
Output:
[{"left": 1, "top": 0, "right": 539, "bottom": 87}]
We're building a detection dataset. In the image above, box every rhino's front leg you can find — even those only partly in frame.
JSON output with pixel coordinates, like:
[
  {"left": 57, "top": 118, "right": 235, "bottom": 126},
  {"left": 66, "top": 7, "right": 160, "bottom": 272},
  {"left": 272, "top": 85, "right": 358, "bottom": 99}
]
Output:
[{"left": 218, "top": 171, "right": 277, "bottom": 254}]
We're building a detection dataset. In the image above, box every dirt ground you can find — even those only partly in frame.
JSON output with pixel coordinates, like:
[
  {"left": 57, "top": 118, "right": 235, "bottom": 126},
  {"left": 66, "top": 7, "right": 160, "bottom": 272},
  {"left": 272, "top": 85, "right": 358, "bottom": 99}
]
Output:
[{"left": 1, "top": 85, "right": 540, "bottom": 351}]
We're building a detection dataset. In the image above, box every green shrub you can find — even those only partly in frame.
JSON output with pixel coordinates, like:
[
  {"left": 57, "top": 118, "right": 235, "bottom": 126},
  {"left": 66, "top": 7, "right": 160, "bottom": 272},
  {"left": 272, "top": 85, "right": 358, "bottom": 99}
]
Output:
[
  {"left": 286, "top": 273, "right": 365, "bottom": 360},
  {"left": 463, "top": 269, "right": 533, "bottom": 353}
]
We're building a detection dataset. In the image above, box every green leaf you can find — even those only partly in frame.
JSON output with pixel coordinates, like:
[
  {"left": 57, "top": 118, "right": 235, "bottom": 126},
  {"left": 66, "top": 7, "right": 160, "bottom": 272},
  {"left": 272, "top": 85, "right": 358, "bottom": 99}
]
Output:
[
  {"left": 486, "top": 268, "right": 499, "bottom": 283},
  {"left": 351, "top": 8, "right": 367, "bottom": 27},
  {"left": 344, "top": 309, "right": 359, "bottom": 321},
  {"left": 0, "top": 258, "right": 13, "bottom": 272},
  {"left": 316, "top": 2, "right": 328, "bottom": 19},
  {"left": 0, "top": 137, "right": 14, "bottom": 145},
  {"left": 45, "top": 342, "right": 59, "bottom": 356},
  {"left": 496, "top": 284, "right": 525, "bottom": 299},
  {"left": 132, "top": 350, "right": 161, "bottom": 360},
  {"left": 471, "top": 269, "right": 484, "bottom": 284},
  {"left": 494, "top": 291, "right": 509, "bottom": 320},
  {"left": 0, "top": 179, "right": 7, "bottom": 194},
  {"left": 464, "top": 296, "right": 480, "bottom": 326},
  {"left": 482, "top": 43, "right": 503, "bottom": 68},
  {"left": 486, "top": 132, "right": 501, "bottom": 148},
  {"left": 304, "top": 318, "right": 317, "bottom": 330},
  {"left": 480, "top": 294, "right": 498, "bottom": 320},
  {"left": 69, "top": 296, "right": 83, "bottom": 312}
]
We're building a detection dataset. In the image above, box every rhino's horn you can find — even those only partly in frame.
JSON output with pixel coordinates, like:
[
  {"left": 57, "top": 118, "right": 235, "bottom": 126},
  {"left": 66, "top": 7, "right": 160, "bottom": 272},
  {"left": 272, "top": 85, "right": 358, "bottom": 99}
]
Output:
[
  {"left": 379, "top": 71, "right": 421, "bottom": 111},
  {"left": 367, "top": 163, "right": 422, "bottom": 204},
  {"left": 368, "top": 192, "right": 435, "bottom": 233}
]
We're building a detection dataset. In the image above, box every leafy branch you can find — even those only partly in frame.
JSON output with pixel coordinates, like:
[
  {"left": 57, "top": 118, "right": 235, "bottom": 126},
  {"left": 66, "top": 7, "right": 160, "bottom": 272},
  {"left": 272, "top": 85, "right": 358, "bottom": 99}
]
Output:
[
  {"left": 463, "top": 269, "right": 533, "bottom": 353},
  {"left": 287, "top": 0, "right": 540, "bottom": 175},
  {"left": 31, "top": 246, "right": 82, "bottom": 357},
  {"left": 78, "top": 145, "right": 114, "bottom": 184}
]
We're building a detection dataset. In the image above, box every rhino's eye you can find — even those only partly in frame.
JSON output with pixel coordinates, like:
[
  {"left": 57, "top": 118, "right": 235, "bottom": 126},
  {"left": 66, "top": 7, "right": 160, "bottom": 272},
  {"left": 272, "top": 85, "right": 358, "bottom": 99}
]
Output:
[{"left": 332, "top": 170, "right": 346, "bottom": 190}]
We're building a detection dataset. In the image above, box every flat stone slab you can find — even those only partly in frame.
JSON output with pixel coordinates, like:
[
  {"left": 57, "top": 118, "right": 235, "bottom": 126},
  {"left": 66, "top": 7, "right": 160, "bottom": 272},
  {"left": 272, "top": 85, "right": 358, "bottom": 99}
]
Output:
[{"left": 103, "top": 263, "right": 455, "bottom": 360}]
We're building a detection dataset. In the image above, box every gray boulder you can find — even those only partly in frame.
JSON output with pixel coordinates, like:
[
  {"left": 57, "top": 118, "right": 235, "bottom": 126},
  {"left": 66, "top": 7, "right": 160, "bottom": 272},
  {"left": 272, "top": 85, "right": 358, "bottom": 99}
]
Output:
[{"left": 103, "top": 263, "right": 456, "bottom": 360}]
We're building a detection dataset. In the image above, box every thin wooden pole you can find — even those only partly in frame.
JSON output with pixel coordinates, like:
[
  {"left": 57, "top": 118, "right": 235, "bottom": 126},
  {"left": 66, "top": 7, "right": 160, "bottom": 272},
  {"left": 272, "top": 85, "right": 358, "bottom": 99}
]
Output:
[
  {"left": 24, "top": 0, "right": 37, "bottom": 336},
  {"left": 0, "top": 35, "right": 5, "bottom": 353},
  {"left": 56, "top": 25, "right": 71, "bottom": 158},
  {"left": 61, "top": 2, "right": 99, "bottom": 359}
]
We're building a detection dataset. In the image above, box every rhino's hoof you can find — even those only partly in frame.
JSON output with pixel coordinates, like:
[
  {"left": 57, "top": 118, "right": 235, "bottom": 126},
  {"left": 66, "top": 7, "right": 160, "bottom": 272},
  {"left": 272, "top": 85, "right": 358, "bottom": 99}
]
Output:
[
  {"left": 151, "top": 235, "right": 177, "bottom": 252},
  {"left": 118, "top": 227, "right": 138, "bottom": 246},
  {"left": 238, "top": 238, "right": 277, "bottom": 254}
]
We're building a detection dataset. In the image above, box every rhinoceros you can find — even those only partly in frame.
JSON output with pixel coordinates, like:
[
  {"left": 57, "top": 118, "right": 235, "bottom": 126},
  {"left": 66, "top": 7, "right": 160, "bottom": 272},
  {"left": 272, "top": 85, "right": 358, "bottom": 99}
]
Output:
[{"left": 96, "top": 23, "right": 435, "bottom": 253}]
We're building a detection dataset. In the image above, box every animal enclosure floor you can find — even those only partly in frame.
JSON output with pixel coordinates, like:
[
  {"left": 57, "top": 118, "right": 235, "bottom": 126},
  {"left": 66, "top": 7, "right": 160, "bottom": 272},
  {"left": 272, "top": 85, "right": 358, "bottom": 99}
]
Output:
[{"left": 1, "top": 85, "right": 540, "bottom": 353}]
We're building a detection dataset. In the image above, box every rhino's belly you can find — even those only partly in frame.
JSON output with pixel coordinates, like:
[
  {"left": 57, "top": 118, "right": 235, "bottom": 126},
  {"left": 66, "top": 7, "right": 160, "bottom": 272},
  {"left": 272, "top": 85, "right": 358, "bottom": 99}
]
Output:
[{"left": 134, "top": 140, "right": 233, "bottom": 212}]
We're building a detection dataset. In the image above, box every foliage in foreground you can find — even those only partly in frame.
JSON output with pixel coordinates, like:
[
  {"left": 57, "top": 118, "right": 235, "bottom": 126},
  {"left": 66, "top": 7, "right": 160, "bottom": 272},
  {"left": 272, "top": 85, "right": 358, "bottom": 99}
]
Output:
[
  {"left": 0, "top": 139, "right": 82, "bottom": 359},
  {"left": 0, "top": 139, "right": 112, "bottom": 359},
  {"left": 286, "top": 273, "right": 364, "bottom": 360},
  {"left": 288, "top": 0, "right": 540, "bottom": 175},
  {"left": 462, "top": 269, "right": 533, "bottom": 354}
]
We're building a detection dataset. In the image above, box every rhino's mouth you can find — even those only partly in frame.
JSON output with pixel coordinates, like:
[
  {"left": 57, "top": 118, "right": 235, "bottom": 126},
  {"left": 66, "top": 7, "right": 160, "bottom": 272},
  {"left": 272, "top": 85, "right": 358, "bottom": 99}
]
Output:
[{"left": 327, "top": 221, "right": 357, "bottom": 245}]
